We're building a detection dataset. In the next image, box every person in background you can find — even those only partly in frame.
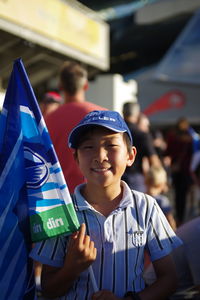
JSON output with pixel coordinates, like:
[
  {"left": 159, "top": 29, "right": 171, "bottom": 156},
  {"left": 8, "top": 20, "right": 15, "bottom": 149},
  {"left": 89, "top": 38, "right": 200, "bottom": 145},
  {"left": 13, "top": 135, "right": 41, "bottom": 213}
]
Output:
[
  {"left": 144, "top": 216, "right": 200, "bottom": 300},
  {"left": 165, "top": 117, "right": 193, "bottom": 225},
  {"left": 144, "top": 147, "right": 200, "bottom": 300},
  {"left": 145, "top": 165, "right": 176, "bottom": 230},
  {"left": 191, "top": 149, "right": 200, "bottom": 188},
  {"left": 45, "top": 60, "right": 106, "bottom": 194},
  {"left": 122, "top": 102, "right": 161, "bottom": 193},
  {"left": 151, "top": 129, "right": 167, "bottom": 162},
  {"left": 39, "top": 91, "right": 63, "bottom": 118},
  {"left": 189, "top": 148, "right": 200, "bottom": 218},
  {"left": 31, "top": 110, "right": 182, "bottom": 300},
  {"left": 137, "top": 112, "right": 150, "bottom": 133},
  {"left": 170, "top": 217, "right": 200, "bottom": 299},
  {"left": 137, "top": 113, "right": 168, "bottom": 168},
  {"left": 189, "top": 126, "right": 200, "bottom": 154}
]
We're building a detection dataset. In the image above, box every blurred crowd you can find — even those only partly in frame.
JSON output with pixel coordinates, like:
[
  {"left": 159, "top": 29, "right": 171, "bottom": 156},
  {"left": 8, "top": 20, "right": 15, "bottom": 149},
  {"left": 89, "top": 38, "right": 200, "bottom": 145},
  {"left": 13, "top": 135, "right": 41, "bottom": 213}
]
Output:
[{"left": 122, "top": 103, "right": 200, "bottom": 227}]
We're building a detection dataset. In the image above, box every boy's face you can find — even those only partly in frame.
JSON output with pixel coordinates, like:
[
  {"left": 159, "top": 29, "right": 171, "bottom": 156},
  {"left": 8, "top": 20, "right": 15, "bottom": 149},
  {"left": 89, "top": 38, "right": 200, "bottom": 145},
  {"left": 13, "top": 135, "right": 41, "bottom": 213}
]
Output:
[{"left": 75, "top": 127, "right": 136, "bottom": 188}]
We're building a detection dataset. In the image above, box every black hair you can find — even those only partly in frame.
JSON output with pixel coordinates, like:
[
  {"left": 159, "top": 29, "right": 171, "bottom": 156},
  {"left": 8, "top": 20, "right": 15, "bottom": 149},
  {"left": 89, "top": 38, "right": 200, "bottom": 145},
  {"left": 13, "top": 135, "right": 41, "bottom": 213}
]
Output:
[
  {"left": 122, "top": 102, "right": 140, "bottom": 118},
  {"left": 73, "top": 125, "right": 132, "bottom": 156}
]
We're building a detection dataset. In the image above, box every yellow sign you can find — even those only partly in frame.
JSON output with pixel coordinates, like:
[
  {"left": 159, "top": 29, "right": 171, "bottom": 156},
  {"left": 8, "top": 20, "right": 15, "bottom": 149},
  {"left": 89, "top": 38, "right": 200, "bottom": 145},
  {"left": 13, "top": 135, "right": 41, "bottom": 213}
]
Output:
[{"left": 0, "top": 0, "right": 109, "bottom": 69}]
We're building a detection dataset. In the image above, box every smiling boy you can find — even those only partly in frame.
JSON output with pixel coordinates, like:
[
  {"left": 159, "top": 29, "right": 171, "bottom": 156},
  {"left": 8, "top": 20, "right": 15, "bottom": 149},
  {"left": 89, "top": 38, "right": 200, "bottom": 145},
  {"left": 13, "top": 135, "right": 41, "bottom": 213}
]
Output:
[{"left": 31, "top": 110, "right": 182, "bottom": 300}]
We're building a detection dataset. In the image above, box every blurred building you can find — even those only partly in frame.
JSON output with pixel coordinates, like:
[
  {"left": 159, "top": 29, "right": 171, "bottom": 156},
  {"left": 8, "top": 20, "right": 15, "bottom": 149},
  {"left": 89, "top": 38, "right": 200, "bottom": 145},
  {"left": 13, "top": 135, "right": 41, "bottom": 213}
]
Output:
[
  {"left": 1, "top": 0, "right": 200, "bottom": 126},
  {"left": 126, "top": 8, "right": 200, "bottom": 127},
  {"left": 86, "top": 74, "right": 137, "bottom": 113},
  {"left": 0, "top": 0, "right": 109, "bottom": 108}
]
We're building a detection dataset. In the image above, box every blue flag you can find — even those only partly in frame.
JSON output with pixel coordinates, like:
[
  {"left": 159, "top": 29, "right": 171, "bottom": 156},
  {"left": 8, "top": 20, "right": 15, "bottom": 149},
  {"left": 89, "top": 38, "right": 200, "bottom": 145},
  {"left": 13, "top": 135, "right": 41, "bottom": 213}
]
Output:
[{"left": 0, "top": 58, "right": 79, "bottom": 299}]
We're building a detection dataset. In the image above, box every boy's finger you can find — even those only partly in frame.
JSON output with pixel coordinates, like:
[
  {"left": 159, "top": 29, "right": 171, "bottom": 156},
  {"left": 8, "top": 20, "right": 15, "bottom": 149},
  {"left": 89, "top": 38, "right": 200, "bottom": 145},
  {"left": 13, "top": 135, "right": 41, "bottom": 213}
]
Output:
[
  {"left": 83, "top": 235, "right": 90, "bottom": 248},
  {"left": 77, "top": 223, "right": 86, "bottom": 245},
  {"left": 93, "top": 246, "right": 97, "bottom": 259}
]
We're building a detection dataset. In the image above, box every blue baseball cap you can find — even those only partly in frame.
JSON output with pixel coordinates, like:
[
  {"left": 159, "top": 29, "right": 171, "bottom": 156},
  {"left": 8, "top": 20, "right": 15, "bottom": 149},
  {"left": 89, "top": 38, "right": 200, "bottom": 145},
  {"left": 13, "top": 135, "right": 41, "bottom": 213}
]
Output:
[{"left": 68, "top": 110, "right": 133, "bottom": 148}]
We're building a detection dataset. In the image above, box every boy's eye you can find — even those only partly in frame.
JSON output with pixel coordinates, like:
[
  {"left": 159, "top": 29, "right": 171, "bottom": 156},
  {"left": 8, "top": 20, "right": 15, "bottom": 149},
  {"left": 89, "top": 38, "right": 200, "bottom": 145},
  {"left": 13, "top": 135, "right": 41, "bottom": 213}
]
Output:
[
  {"left": 108, "top": 143, "right": 118, "bottom": 148},
  {"left": 82, "top": 145, "right": 93, "bottom": 149}
]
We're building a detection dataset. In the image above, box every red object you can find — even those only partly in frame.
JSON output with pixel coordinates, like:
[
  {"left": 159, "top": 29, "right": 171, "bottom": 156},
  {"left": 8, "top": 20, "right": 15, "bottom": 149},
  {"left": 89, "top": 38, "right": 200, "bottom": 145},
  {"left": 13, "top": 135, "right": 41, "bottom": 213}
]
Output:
[
  {"left": 44, "top": 91, "right": 63, "bottom": 103},
  {"left": 143, "top": 90, "right": 186, "bottom": 116}
]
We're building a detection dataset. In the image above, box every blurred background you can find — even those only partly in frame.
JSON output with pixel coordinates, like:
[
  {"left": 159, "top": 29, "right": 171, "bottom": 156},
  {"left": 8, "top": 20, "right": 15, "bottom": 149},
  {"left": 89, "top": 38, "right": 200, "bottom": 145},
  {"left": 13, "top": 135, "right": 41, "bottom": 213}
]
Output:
[{"left": 0, "top": 0, "right": 200, "bottom": 130}]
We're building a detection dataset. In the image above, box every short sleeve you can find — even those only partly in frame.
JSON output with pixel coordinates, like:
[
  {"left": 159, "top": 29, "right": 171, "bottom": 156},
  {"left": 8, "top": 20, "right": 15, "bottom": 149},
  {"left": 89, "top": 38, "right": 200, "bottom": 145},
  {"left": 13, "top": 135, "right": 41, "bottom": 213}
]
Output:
[
  {"left": 30, "top": 234, "right": 69, "bottom": 267},
  {"left": 146, "top": 200, "right": 182, "bottom": 261},
  {"left": 155, "top": 195, "right": 172, "bottom": 215}
]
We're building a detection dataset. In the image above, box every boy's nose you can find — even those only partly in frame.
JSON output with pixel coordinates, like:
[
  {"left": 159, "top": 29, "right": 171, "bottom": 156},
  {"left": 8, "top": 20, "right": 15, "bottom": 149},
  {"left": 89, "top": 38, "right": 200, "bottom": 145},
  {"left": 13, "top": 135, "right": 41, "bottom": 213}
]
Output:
[{"left": 93, "top": 147, "right": 108, "bottom": 163}]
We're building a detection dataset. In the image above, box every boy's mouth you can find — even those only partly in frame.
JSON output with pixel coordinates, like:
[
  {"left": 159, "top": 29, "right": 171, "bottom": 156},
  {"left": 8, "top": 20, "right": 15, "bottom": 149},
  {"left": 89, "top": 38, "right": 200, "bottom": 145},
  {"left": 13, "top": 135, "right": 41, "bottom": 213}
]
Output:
[{"left": 92, "top": 167, "right": 111, "bottom": 172}]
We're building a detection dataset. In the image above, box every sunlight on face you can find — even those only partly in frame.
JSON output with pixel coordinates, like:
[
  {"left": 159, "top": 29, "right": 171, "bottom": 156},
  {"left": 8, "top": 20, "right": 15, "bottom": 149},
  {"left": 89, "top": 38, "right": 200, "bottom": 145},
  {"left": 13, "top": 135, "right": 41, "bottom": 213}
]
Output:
[{"left": 76, "top": 127, "right": 136, "bottom": 188}]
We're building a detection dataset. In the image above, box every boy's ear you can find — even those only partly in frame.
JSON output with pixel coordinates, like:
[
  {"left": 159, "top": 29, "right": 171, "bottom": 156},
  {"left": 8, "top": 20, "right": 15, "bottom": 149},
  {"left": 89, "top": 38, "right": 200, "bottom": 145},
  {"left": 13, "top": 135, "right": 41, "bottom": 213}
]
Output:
[{"left": 127, "top": 147, "right": 137, "bottom": 167}]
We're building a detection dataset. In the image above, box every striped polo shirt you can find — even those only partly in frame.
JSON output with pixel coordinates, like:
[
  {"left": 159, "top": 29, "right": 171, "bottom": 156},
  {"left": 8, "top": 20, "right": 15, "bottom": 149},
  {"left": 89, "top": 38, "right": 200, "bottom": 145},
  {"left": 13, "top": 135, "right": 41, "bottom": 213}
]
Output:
[{"left": 30, "top": 181, "right": 182, "bottom": 300}]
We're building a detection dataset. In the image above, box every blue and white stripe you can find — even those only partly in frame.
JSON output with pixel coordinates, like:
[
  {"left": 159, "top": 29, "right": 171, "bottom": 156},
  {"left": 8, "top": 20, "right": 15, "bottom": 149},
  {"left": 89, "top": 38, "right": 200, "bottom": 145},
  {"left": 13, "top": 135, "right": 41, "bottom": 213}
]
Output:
[{"left": 19, "top": 102, "right": 72, "bottom": 215}]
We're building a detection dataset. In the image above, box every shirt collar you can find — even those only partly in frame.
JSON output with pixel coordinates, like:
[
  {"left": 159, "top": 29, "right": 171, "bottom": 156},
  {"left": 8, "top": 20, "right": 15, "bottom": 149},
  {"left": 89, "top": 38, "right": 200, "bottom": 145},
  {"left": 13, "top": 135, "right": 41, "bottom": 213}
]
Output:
[{"left": 73, "top": 181, "right": 133, "bottom": 212}]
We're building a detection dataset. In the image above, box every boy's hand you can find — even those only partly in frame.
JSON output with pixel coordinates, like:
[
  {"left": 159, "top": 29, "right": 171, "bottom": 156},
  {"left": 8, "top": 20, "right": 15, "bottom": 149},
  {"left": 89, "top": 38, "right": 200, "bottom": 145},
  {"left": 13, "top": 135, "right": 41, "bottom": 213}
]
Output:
[
  {"left": 64, "top": 223, "right": 97, "bottom": 275},
  {"left": 92, "top": 290, "right": 123, "bottom": 300}
]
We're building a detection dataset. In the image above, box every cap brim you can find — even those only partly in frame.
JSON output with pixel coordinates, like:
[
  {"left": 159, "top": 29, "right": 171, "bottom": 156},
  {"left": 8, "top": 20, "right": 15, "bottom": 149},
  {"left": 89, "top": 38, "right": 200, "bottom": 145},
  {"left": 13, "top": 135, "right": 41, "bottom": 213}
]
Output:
[{"left": 68, "top": 123, "right": 128, "bottom": 149}]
